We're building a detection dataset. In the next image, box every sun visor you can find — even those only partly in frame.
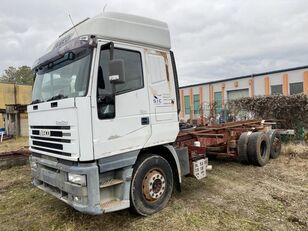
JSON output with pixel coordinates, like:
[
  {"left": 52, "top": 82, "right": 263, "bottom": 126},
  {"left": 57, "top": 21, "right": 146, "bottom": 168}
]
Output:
[{"left": 32, "top": 35, "right": 96, "bottom": 71}]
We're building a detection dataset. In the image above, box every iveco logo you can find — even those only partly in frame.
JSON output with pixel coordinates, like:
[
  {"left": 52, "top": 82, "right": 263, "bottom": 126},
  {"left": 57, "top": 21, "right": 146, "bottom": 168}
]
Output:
[{"left": 39, "top": 129, "right": 51, "bottom": 137}]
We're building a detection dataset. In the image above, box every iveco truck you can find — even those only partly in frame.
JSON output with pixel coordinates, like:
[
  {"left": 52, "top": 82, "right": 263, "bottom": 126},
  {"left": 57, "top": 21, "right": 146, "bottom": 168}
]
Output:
[
  {"left": 28, "top": 12, "right": 207, "bottom": 216},
  {"left": 29, "top": 12, "right": 280, "bottom": 216}
]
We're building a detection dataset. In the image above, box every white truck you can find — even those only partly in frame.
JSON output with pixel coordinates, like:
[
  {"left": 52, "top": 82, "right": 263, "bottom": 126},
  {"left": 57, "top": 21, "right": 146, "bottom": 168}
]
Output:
[
  {"left": 28, "top": 12, "right": 280, "bottom": 216},
  {"left": 28, "top": 12, "right": 202, "bottom": 216}
]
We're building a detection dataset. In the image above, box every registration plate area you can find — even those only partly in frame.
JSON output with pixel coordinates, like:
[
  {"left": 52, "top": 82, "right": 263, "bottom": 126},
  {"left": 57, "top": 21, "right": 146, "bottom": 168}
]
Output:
[
  {"left": 41, "top": 168, "right": 61, "bottom": 188},
  {"left": 35, "top": 164, "right": 88, "bottom": 197}
]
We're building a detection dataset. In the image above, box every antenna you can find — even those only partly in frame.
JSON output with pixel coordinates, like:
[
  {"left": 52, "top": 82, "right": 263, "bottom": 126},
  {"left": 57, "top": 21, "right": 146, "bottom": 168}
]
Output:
[{"left": 68, "top": 14, "right": 79, "bottom": 37}]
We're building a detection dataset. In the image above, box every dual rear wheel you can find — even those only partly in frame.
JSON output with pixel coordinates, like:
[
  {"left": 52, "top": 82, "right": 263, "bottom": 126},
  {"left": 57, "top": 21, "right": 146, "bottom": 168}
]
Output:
[{"left": 237, "top": 130, "right": 281, "bottom": 166}]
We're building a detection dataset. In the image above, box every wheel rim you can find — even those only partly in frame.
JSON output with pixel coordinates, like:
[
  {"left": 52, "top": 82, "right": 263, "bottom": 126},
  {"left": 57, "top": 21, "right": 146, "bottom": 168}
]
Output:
[
  {"left": 272, "top": 137, "right": 281, "bottom": 153},
  {"left": 142, "top": 169, "right": 166, "bottom": 201}
]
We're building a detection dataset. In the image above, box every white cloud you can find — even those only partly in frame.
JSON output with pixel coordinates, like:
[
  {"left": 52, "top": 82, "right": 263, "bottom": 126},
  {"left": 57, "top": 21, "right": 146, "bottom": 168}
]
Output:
[{"left": 0, "top": 0, "right": 307, "bottom": 86}]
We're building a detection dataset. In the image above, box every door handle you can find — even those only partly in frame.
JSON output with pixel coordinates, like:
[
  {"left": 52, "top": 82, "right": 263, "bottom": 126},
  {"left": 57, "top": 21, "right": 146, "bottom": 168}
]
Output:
[{"left": 141, "top": 117, "right": 150, "bottom": 125}]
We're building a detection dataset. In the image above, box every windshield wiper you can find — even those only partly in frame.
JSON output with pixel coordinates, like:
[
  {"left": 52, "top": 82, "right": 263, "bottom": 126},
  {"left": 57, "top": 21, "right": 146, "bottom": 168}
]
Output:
[
  {"left": 47, "top": 94, "right": 68, "bottom": 102},
  {"left": 31, "top": 99, "right": 45, "bottom": 105}
]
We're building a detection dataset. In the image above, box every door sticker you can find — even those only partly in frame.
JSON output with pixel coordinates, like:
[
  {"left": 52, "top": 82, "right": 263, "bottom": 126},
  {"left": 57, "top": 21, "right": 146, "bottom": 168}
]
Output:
[
  {"left": 153, "top": 95, "right": 163, "bottom": 105},
  {"left": 153, "top": 94, "right": 172, "bottom": 105}
]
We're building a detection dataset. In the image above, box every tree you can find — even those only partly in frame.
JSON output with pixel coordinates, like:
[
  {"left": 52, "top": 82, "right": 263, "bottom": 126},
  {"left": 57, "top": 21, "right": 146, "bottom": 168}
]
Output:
[{"left": 0, "top": 65, "right": 33, "bottom": 85}]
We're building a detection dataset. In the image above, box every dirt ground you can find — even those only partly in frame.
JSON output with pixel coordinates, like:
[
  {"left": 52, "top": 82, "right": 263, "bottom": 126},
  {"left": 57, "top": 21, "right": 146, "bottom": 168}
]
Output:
[
  {"left": 0, "top": 137, "right": 28, "bottom": 153},
  {"left": 0, "top": 144, "right": 307, "bottom": 231}
]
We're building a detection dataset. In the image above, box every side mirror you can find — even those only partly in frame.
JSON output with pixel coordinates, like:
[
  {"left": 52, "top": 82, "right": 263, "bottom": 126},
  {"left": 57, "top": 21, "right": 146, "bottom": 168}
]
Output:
[{"left": 109, "top": 59, "right": 125, "bottom": 84}]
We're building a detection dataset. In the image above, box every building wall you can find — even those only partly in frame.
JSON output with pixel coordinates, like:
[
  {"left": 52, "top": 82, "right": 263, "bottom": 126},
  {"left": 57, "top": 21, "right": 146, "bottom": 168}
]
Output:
[
  {"left": 179, "top": 66, "right": 308, "bottom": 121},
  {"left": 0, "top": 83, "right": 32, "bottom": 136},
  {"left": 0, "top": 83, "right": 32, "bottom": 108},
  {"left": 20, "top": 113, "right": 29, "bottom": 136},
  {"left": 0, "top": 114, "right": 4, "bottom": 128},
  {"left": 0, "top": 83, "right": 15, "bottom": 108},
  {"left": 15, "top": 85, "right": 32, "bottom": 105}
]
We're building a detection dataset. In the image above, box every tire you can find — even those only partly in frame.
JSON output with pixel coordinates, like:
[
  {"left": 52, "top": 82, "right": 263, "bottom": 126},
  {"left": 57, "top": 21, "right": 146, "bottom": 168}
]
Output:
[
  {"left": 237, "top": 132, "right": 250, "bottom": 164},
  {"left": 130, "top": 154, "right": 174, "bottom": 216},
  {"left": 267, "top": 130, "right": 281, "bottom": 159},
  {"left": 247, "top": 132, "right": 270, "bottom": 166}
]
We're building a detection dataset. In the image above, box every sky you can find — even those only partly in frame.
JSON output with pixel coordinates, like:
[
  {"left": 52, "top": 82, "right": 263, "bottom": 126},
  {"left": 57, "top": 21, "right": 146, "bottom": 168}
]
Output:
[{"left": 0, "top": 0, "right": 308, "bottom": 86}]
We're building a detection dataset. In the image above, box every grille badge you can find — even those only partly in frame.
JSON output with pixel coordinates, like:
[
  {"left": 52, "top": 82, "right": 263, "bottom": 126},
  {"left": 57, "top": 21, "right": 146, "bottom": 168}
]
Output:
[{"left": 39, "top": 129, "right": 51, "bottom": 137}]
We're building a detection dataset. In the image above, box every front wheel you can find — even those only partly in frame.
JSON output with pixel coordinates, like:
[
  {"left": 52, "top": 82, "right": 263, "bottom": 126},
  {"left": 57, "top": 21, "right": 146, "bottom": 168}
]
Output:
[{"left": 130, "top": 154, "right": 173, "bottom": 216}]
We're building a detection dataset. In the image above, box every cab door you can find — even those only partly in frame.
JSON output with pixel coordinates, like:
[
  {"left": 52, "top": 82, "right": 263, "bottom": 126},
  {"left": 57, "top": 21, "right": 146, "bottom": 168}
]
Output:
[{"left": 91, "top": 42, "right": 151, "bottom": 159}]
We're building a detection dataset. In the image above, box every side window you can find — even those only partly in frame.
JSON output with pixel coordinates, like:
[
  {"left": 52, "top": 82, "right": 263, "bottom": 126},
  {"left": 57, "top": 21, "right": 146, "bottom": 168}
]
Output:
[
  {"left": 148, "top": 54, "right": 167, "bottom": 84},
  {"left": 97, "top": 47, "right": 144, "bottom": 119},
  {"left": 98, "top": 48, "right": 144, "bottom": 95},
  {"left": 114, "top": 49, "right": 144, "bottom": 93}
]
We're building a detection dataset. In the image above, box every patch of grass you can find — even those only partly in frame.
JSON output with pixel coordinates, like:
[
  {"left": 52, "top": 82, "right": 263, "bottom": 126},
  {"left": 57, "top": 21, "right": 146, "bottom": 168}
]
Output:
[
  {"left": 0, "top": 144, "right": 307, "bottom": 231},
  {"left": 0, "top": 137, "right": 28, "bottom": 153},
  {"left": 281, "top": 143, "right": 308, "bottom": 158}
]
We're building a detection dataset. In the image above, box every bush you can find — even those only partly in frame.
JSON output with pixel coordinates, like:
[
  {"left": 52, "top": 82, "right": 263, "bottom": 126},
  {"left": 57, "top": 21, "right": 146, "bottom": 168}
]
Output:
[{"left": 227, "top": 94, "right": 308, "bottom": 140}]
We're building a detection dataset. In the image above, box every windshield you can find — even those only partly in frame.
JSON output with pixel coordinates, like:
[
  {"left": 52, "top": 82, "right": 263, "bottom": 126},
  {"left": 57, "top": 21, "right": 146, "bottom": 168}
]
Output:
[{"left": 32, "top": 48, "right": 92, "bottom": 103}]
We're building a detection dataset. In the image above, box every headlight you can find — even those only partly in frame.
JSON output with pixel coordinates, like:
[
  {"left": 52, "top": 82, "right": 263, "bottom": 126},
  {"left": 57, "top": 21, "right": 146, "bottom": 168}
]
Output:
[{"left": 68, "top": 173, "right": 87, "bottom": 186}]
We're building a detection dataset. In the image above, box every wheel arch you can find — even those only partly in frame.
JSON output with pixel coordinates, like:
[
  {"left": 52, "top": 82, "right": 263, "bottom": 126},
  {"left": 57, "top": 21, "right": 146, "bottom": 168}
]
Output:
[{"left": 136, "top": 144, "right": 182, "bottom": 192}]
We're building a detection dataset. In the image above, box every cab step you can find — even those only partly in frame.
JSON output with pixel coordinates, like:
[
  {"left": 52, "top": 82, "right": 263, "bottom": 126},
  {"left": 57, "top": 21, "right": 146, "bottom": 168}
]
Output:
[
  {"left": 99, "top": 179, "right": 124, "bottom": 188},
  {"left": 101, "top": 199, "right": 130, "bottom": 213}
]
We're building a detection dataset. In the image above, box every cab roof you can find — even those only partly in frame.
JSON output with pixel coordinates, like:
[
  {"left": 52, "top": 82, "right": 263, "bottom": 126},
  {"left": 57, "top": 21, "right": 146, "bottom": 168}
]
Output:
[{"left": 49, "top": 12, "right": 171, "bottom": 51}]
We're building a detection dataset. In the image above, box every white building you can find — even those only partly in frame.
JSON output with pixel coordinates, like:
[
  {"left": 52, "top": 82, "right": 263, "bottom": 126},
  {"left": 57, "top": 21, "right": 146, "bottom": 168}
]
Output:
[{"left": 179, "top": 65, "right": 308, "bottom": 121}]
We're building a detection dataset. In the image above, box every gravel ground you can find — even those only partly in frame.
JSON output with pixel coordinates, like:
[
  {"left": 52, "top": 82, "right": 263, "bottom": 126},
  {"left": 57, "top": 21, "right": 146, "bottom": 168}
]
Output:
[{"left": 0, "top": 144, "right": 307, "bottom": 231}]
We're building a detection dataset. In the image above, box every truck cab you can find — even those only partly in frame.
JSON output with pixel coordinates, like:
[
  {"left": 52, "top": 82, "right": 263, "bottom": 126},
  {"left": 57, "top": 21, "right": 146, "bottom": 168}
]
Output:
[{"left": 28, "top": 12, "right": 186, "bottom": 215}]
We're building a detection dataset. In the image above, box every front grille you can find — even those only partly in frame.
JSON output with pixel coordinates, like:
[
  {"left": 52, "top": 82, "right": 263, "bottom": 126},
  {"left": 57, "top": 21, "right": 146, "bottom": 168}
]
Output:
[
  {"left": 32, "top": 130, "right": 65, "bottom": 137},
  {"left": 31, "top": 146, "right": 71, "bottom": 156},
  {"left": 30, "top": 125, "right": 73, "bottom": 157},
  {"left": 31, "top": 125, "right": 70, "bottom": 130},
  {"left": 31, "top": 136, "right": 70, "bottom": 143},
  {"left": 32, "top": 140, "right": 63, "bottom": 150}
]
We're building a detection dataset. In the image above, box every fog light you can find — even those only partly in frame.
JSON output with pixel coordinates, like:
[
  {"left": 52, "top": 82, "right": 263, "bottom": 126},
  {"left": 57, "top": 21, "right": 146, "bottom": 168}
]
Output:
[{"left": 68, "top": 173, "right": 86, "bottom": 186}]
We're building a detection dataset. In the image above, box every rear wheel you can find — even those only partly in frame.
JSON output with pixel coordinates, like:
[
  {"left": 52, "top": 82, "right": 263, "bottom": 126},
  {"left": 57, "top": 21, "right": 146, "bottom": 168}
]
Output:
[
  {"left": 247, "top": 132, "right": 270, "bottom": 166},
  {"left": 130, "top": 154, "right": 173, "bottom": 216},
  {"left": 267, "top": 130, "right": 281, "bottom": 159},
  {"left": 237, "top": 132, "right": 250, "bottom": 164}
]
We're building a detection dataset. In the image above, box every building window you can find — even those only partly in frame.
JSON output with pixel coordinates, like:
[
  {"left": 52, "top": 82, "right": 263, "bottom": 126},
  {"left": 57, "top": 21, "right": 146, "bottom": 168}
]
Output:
[
  {"left": 271, "top": 85, "right": 283, "bottom": 95},
  {"left": 184, "top": 96, "right": 190, "bottom": 115},
  {"left": 193, "top": 94, "right": 200, "bottom": 114},
  {"left": 289, "top": 82, "right": 303, "bottom": 95},
  {"left": 214, "top": 91, "right": 222, "bottom": 114},
  {"left": 227, "top": 89, "right": 249, "bottom": 101}
]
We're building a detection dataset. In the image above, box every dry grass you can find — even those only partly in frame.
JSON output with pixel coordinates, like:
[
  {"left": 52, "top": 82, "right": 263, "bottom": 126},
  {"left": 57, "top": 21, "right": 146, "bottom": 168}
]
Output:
[
  {"left": 0, "top": 143, "right": 307, "bottom": 231},
  {"left": 281, "top": 143, "right": 308, "bottom": 159},
  {"left": 0, "top": 137, "right": 28, "bottom": 153}
]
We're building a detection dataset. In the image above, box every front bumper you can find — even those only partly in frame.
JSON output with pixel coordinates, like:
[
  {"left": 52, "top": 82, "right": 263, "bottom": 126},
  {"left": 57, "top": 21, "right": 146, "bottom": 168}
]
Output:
[{"left": 30, "top": 155, "right": 102, "bottom": 215}]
